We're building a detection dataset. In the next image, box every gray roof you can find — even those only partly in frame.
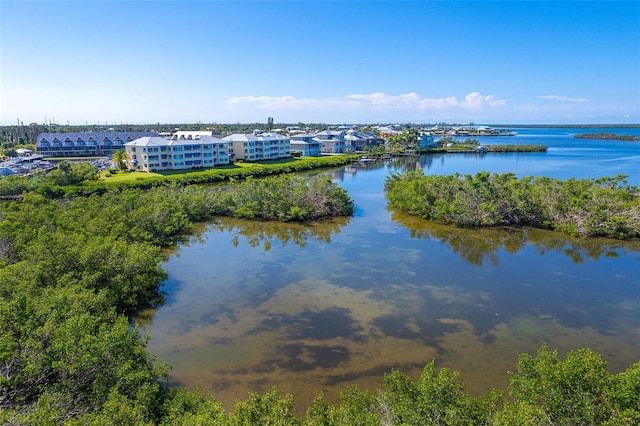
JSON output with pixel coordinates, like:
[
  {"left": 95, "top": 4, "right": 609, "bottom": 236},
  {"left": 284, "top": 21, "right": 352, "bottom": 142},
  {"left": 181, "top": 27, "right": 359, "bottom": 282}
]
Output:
[
  {"left": 222, "top": 133, "right": 260, "bottom": 142},
  {"left": 291, "top": 139, "right": 320, "bottom": 145},
  {"left": 37, "top": 131, "right": 156, "bottom": 146},
  {"left": 316, "top": 130, "right": 345, "bottom": 137},
  {"left": 291, "top": 133, "right": 316, "bottom": 140},
  {"left": 126, "top": 136, "right": 226, "bottom": 147},
  {"left": 260, "top": 132, "right": 290, "bottom": 140},
  {"left": 124, "top": 136, "right": 167, "bottom": 147}
]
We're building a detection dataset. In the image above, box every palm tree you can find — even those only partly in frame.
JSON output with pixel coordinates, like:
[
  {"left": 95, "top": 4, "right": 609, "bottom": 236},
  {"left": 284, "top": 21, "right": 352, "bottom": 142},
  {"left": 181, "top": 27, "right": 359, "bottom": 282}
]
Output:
[{"left": 112, "top": 149, "right": 130, "bottom": 171}]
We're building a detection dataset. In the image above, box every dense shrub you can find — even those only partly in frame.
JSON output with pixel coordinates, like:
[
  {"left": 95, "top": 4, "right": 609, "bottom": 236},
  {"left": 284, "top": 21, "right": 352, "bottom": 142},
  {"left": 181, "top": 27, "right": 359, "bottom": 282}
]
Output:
[
  {"left": 227, "top": 175, "right": 354, "bottom": 221},
  {"left": 385, "top": 172, "right": 640, "bottom": 239}
]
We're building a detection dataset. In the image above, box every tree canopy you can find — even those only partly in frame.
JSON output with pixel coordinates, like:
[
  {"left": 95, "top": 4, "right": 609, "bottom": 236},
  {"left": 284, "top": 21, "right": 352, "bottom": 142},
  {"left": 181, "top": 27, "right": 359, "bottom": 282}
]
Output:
[{"left": 387, "top": 129, "right": 419, "bottom": 151}]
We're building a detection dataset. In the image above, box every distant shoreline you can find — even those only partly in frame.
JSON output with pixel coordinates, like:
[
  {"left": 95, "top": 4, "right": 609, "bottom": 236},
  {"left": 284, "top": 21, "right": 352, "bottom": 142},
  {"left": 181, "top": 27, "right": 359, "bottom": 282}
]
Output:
[{"left": 573, "top": 132, "right": 640, "bottom": 141}]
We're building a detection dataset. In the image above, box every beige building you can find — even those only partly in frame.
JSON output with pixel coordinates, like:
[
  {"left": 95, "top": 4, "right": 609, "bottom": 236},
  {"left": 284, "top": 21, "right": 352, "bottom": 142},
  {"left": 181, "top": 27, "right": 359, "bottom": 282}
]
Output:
[{"left": 222, "top": 132, "right": 291, "bottom": 161}]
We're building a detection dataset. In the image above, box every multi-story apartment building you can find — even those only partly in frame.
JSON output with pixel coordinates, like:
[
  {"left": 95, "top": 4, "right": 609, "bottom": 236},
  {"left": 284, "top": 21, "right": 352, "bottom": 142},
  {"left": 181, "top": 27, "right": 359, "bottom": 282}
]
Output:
[
  {"left": 36, "top": 132, "right": 156, "bottom": 157},
  {"left": 222, "top": 133, "right": 259, "bottom": 161},
  {"left": 258, "top": 132, "right": 291, "bottom": 160},
  {"left": 124, "top": 136, "right": 230, "bottom": 172},
  {"left": 222, "top": 132, "right": 291, "bottom": 161},
  {"left": 290, "top": 134, "right": 322, "bottom": 156},
  {"left": 314, "top": 130, "right": 349, "bottom": 153}
]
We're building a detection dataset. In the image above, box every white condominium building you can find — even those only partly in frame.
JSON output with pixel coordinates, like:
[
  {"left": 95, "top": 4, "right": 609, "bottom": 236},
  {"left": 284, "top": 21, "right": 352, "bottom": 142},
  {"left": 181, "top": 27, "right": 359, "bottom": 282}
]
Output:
[{"left": 124, "top": 136, "right": 230, "bottom": 172}]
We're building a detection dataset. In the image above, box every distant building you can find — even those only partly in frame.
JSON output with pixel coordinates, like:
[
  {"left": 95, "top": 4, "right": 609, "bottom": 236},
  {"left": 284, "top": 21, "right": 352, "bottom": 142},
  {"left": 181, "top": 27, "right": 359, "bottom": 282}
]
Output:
[
  {"left": 375, "top": 126, "right": 402, "bottom": 139},
  {"left": 314, "top": 130, "right": 348, "bottom": 153},
  {"left": 124, "top": 135, "right": 230, "bottom": 172},
  {"left": 418, "top": 132, "right": 436, "bottom": 149},
  {"left": 290, "top": 134, "right": 322, "bottom": 157},
  {"left": 36, "top": 132, "right": 156, "bottom": 157},
  {"left": 345, "top": 129, "right": 385, "bottom": 151},
  {"left": 222, "top": 132, "right": 291, "bottom": 161}
]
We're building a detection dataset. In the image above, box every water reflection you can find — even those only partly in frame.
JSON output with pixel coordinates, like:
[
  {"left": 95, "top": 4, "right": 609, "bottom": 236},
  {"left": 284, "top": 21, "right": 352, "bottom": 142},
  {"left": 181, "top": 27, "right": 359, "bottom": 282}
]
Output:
[
  {"left": 211, "top": 216, "right": 351, "bottom": 250},
  {"left": 390, "top": 208, "right": 640, "bottom": 266},
  {"left": 145, "top": 207, "right": 639, "bottom": 417},
  {"left": 386, "top": 156, "right": 425, "bottom": 173},
  {"left": 164, "top": 216, "right": 351, "bottom": 260}
]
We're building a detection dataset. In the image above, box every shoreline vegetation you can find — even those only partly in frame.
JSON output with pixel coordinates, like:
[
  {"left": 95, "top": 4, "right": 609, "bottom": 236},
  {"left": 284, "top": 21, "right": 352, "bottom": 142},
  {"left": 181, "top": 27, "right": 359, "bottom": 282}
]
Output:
[
  {"left": 0, "top": 156, "right": 356, "bottom": 198},
  {"left": 438, "top": 144, "right": 548, "bottom": 153},
  {"left": 385, "top": 171, "right": 640, "bottom": 240},
  {"left": 1, "top": 156, "right": 639, "bottom": 423},
  {"left": 574, "top": 132, "right": 640, "bottom": 141},
  {"left": 420, "top": 137, "right": 548, "bottom": 154},
  {"left": 481, "top": 144, "right": 547, "bottom": 152}
]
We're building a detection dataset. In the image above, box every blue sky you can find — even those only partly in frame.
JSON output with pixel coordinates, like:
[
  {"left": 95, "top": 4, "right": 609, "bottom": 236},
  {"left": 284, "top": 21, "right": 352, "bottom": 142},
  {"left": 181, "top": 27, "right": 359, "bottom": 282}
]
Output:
[{"left": 1, "top": 1, "right": 638, "bottom": 125}]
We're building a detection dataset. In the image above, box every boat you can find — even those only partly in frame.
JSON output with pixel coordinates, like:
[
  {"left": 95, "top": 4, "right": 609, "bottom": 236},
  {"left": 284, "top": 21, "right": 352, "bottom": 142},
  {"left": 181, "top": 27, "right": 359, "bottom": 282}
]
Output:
[{"left": 357, "top": 157, "right": 376, "bottom": 164}]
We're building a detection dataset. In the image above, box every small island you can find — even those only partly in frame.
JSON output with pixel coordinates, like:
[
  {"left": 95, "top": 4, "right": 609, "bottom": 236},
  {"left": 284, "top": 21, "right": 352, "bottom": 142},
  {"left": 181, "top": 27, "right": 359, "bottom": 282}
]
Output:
[
  {"left": 385, "top": 172, "right": 640, "bottom": 240},
  {"left": 434, "top": 137, "right": 547, "bottom": 153},
  {"left": 574, "top": 132, "right": 640, "bottom": 141}
]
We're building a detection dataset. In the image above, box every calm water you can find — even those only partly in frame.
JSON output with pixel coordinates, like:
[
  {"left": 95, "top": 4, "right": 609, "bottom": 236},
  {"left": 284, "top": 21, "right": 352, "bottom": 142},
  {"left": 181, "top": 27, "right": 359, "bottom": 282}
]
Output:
[{"left": 140, "top": 127, "right": 640, "bottom": 415}]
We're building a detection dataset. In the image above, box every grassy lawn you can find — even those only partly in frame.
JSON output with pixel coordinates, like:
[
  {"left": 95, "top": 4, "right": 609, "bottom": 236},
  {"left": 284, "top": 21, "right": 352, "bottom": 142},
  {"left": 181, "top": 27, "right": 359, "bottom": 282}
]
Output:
[
  {"left": 231, "top": 157, "right": 306, "bottom": 167},
  {"left": 99, "top": 171, "right": 164, "bottom": 182},
  {"left": 98, "top": 157, "right": 319, "bottom": 182}
]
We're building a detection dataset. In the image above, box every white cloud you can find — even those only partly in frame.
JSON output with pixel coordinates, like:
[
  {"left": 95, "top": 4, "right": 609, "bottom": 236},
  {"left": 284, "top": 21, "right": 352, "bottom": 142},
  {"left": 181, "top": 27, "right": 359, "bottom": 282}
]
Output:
[
  {"left": 225, "top": 95, "right": 360, "bottom": 112},
  {"left": 225, "top": 91, "right": 507, "bottom": 114},
  {"left": 538, "top": 94, "right": 589, "bottom": 103},
  {"left": 226, "top": 95, "right": 296, "bottom": 105},
  {"left": 461, "top": 92, "right": 507, "bottom": 109},
  {"left": 346, "top": 92, "right": 462, "bottom": 109}
]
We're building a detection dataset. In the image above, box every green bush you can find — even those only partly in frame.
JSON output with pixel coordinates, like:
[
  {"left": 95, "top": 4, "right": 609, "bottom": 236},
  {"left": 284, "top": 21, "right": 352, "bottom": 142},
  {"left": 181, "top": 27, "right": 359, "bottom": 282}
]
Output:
[{"left": 385, "top": 172, "right": 640, "bottom": 239}]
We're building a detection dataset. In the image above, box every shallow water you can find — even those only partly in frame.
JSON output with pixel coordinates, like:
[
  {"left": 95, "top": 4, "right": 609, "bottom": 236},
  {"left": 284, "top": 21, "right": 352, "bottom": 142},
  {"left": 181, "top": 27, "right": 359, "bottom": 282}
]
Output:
[{"left": 140, "top": 127, "right": 640, "bottom": 415}]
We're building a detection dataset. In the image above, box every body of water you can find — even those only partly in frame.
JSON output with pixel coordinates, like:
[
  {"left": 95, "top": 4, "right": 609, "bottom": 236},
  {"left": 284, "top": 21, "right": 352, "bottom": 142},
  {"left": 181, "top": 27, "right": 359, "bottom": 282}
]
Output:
[{"left": 140, "top": 127, "right": 640, "bottom": 415}]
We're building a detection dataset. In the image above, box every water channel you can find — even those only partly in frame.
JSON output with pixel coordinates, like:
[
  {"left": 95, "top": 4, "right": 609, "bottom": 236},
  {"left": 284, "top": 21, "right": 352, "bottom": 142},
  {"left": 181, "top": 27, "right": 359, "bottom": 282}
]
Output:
[{"left": 139, "top": 127, "right": 640, "bottom": 415}]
